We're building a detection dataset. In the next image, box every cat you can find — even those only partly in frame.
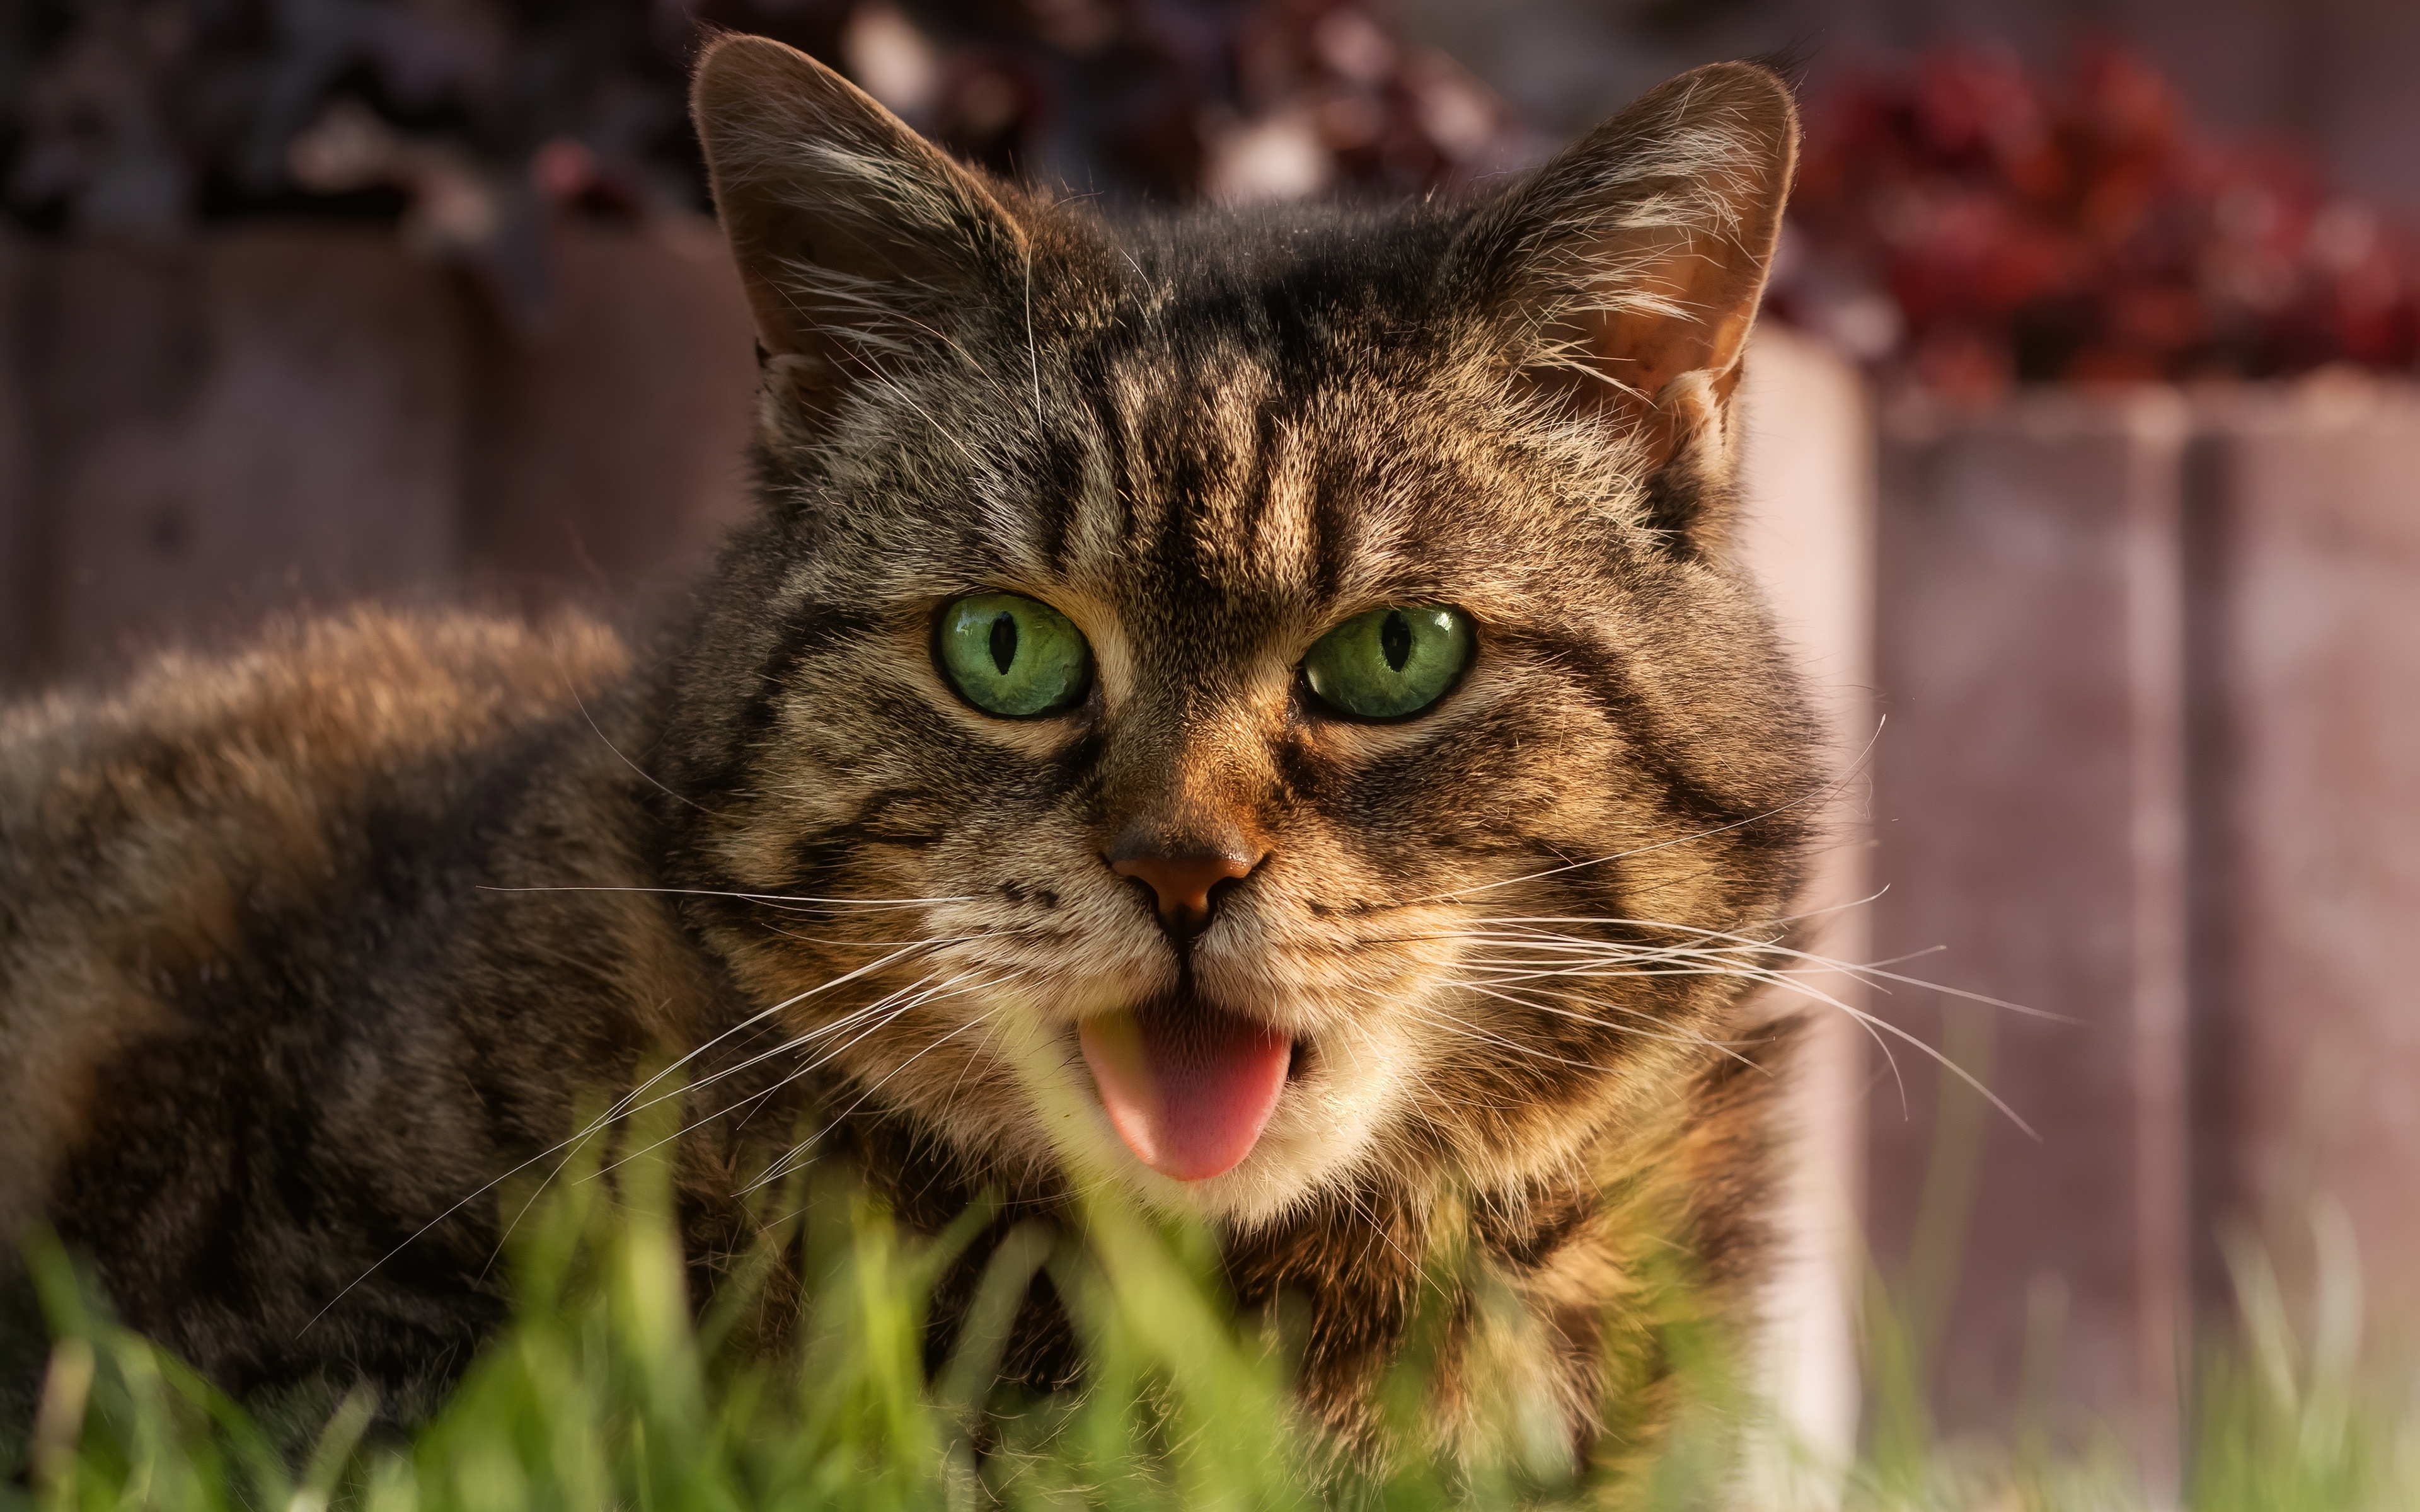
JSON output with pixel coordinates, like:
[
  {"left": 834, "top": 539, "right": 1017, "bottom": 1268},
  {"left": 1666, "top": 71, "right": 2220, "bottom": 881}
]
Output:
[{"left": 0, "top": 33, "right": 1815, "bottom": 1468}]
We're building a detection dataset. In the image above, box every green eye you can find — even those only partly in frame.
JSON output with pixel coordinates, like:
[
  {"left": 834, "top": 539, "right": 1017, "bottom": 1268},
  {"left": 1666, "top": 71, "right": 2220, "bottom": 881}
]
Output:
[
  {"left": 1301, "top": 605, "right": 1475, "bottom": 719},
  {"left": 936, "top": 593, "right": 1093, "bottom": 718}
]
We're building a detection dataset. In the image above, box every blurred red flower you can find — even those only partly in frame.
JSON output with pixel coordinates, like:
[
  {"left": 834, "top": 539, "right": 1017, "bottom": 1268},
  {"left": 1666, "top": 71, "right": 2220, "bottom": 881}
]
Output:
[{"left": 1773, "top": 43, "right": 2420, "bottom": 398}]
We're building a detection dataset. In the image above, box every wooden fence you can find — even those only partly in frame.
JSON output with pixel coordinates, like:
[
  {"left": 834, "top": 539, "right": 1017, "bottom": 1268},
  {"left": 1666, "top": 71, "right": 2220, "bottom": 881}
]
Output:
[
  {"left": 1867, "top": 377, "right": 2420, "bottom": 1476},
  {"left": 0, "top": 220, "right": 758, "bottom": 687}
]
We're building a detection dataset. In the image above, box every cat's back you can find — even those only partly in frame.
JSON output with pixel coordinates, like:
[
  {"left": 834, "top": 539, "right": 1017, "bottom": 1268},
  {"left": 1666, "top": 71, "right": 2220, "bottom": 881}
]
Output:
[{"left": 0, "top": 607, "right": 630, "bottom": 1236}]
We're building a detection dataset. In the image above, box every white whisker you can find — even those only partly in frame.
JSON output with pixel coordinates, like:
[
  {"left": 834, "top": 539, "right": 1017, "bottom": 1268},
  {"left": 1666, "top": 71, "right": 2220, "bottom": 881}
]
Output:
[
  {"left": 749, "top": 992, "right": 1015, "bottom": 1192},
  {"left": 303, "top": 933, "right": 993, "bottom": 1332},
  {"left": 1405, "top": 719, "right": 1884, "bottom": 906},
  {"left": 478, "top": 882, "right": 979, "bottom": 914},
  {"left": 594, "top": 971, "right": 1013, "bottom": 1184},
  {"left": 1443, "top": 979, "right": 1765, "bottom": 1066},
  {"left": 1460, "top": 915, "right": 2072, "bottom": 1022}
]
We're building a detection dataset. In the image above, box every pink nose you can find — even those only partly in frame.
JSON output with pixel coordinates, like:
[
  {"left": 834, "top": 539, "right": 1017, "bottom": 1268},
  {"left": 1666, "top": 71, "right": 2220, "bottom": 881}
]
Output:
[{"left": 1110, "top": 851, "right": 1257, "bottom": 936}]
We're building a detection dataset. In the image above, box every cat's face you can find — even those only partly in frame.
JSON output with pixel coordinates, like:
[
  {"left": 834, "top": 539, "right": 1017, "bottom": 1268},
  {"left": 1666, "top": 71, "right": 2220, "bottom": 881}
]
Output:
[{"left": 669, "top": 38, "right": 1811, "bottom": 1225}]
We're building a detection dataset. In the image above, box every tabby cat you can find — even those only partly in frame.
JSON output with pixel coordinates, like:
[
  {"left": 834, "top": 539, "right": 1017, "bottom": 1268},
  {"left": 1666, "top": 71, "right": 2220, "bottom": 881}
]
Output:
[{"left": 0, "top": 35, "right": 1815, "bottom": 1467}]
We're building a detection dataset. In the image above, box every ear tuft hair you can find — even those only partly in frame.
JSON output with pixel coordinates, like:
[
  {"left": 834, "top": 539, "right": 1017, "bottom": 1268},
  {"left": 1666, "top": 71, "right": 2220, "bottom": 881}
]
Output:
[
  {"left": 689, "top": 34, "right": 1029, "bottom": 432},
  {"left": 1453, "top": 62, "right": 1800, "bottom": 545}
]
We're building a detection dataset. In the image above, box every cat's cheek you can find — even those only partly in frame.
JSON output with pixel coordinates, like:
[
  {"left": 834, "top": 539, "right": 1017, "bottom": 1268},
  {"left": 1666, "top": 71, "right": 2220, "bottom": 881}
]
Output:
[{"left": 957, "top": 998, "right": 1119, "bottom": 1176}]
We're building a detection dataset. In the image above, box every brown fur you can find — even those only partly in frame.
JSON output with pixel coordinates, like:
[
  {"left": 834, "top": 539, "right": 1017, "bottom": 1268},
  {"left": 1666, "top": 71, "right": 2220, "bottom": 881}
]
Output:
[{"left": 0, "top": 37, "right": 1817, "bottom": 1470}]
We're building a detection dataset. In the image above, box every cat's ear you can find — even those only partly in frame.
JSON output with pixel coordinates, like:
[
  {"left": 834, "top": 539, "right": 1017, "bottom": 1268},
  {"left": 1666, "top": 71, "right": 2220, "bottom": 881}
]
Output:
[
  {"left": 689, "top": 33, "right": 1027, "bottom": 426},
  {"left": 1453, "top": 62, "right": 1798, "bottom": 541}
]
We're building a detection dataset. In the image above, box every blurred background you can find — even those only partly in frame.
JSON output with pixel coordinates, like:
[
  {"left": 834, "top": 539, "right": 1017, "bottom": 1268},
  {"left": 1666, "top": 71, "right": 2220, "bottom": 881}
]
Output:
[{"left": 3, "top": 0, "right": 2414, "bottom": 1494}]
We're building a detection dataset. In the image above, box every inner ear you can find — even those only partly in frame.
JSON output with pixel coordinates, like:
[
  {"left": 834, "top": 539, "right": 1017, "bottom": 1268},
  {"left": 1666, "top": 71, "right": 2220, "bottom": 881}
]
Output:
[
  {"left": 1459, "top": 62, "right": 1799, "bottom": 490},
  {"left": 689, "top": 33, "right": 1028, "bottom": 425},
  {"left": 1538, "top": 221, "right": 1769, "bottom": 463}
]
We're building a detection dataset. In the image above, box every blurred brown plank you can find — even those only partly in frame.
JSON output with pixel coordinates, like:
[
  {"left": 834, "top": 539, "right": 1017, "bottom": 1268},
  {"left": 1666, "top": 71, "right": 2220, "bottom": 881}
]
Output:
[
  {"left": 1734, "top": 324, "right": 1877, "bottom": 1482},
  {"left": 0, "top": 236, "right": 33, "bottom": 689},
  {"left": 462, "top": 217, "right": 758, "bottom": 623},
  {"left": 7, "top": 215, "right": 758, "bottom": 687},
  {"left": 30, "top": 228, "right": 472, "bottom": 684},
  {"left": 2187, "top": 380, "right": 2420, "bottom": 1312},
  {"left": 1869, "top": 391, "right": 2191, "bottom": 1479}
]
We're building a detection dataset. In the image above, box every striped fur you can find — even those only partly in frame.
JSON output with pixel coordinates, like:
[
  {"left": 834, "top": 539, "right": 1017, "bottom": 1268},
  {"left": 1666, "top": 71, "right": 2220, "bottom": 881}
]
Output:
[{"left": 0, "top": 38, "right": 1814, "bottom": 1467}]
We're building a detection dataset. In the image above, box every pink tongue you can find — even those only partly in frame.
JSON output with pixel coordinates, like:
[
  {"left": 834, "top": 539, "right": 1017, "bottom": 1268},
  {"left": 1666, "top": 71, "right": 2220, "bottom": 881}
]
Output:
[{"left": 1078, "top": 1004, "right": 1292, "bottom": 1181}]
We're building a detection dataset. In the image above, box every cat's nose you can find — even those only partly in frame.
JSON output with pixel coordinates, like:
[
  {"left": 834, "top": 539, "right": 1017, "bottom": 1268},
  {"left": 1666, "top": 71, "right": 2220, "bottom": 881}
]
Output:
[{"left": 1108, "top": 848, "right": 1260, "bottom": 939}]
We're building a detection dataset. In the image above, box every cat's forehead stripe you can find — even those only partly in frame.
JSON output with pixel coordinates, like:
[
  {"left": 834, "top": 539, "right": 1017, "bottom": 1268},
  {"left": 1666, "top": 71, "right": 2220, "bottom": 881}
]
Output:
[{"left": 1054, "top": 312, "right": 1516, "bottom": 623}]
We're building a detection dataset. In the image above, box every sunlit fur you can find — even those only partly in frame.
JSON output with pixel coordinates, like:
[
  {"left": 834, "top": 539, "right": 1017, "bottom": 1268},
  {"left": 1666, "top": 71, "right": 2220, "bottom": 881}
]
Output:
[{"left": 0, "top": 42, "right": 1818, "bottom": 1465}]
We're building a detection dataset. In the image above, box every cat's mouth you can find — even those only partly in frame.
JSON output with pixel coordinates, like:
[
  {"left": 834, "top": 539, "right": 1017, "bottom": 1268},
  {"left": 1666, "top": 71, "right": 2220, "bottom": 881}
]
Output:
[{"left": 1076, "top": 992, "right": 1305, "bottom": 1183}]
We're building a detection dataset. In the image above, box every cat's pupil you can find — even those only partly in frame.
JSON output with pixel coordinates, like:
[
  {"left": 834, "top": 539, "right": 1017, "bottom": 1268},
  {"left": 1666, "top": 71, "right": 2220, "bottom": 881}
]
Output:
[
  {"left": 1381, "top": 611, "right": 1412, "bottom": 673},
  {"left": 988, "top": 613, "right": 1018, "bottom": 675}
]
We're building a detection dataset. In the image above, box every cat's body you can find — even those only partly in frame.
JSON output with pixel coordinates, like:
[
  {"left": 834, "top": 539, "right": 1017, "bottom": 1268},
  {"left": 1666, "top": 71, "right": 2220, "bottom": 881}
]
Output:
[
  {"left": 0, "top": 614, "right": 657, "bottom": 1411},
  {"left": 2, "top": 38, "right": 1817, "bottom": 1467}
]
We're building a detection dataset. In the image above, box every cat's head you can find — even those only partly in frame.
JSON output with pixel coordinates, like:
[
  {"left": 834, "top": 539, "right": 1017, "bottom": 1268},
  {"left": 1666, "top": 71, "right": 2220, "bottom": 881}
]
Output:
[{"left": 665, "top": 35, "right": 1814, "bottom": 1225}]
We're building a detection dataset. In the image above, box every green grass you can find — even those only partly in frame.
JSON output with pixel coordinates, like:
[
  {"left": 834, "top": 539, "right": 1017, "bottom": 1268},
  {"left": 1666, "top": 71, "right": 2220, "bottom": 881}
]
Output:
[
  {"left": 1, "top": 1124, "right": 1736, "bottom": 1512},
  {"left": 5, "top": 1133, "right": 2416, "bottom": 1512}
]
